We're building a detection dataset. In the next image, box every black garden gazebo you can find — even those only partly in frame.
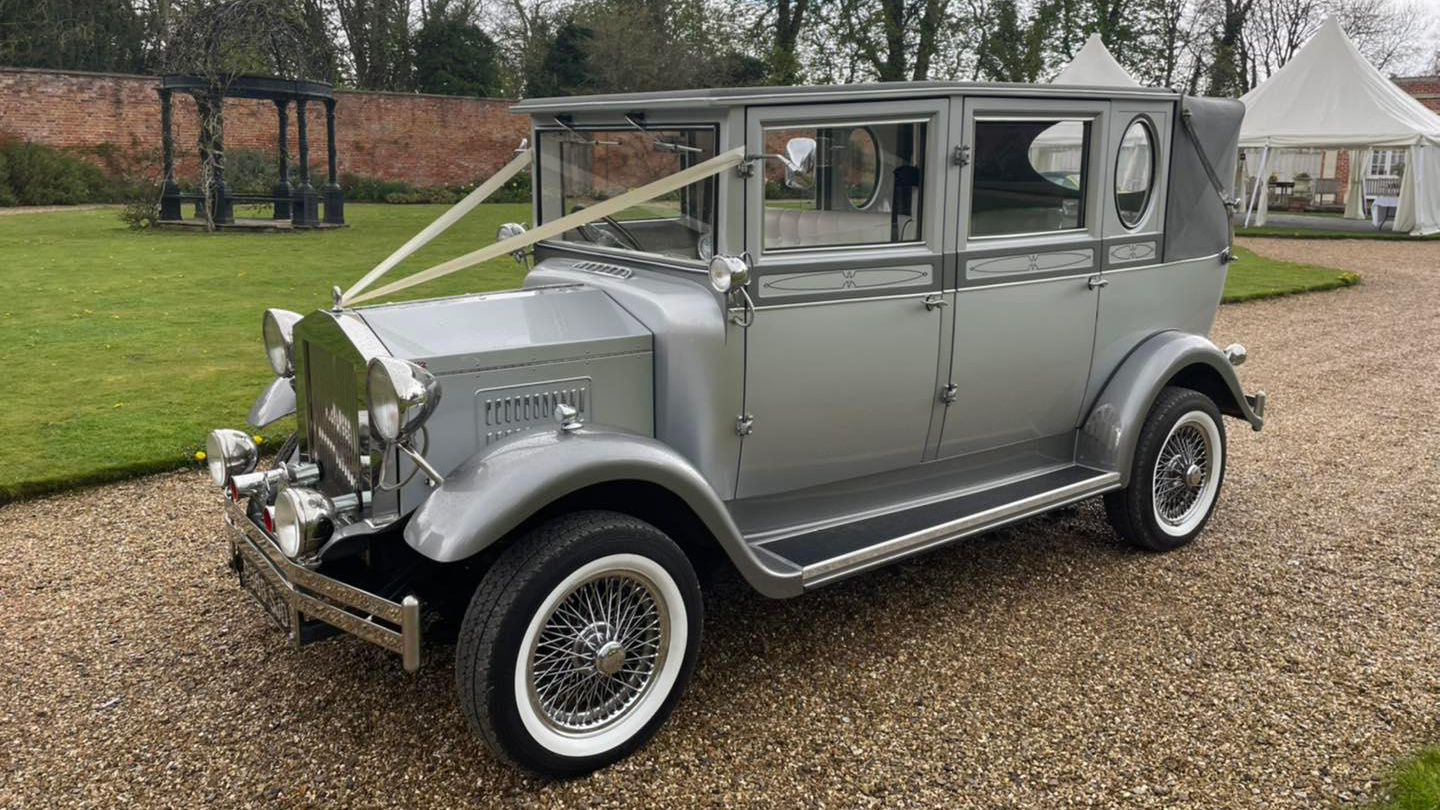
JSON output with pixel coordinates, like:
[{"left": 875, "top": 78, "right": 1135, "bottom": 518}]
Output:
[{"left": 158, "top": 74, "right": 345, "bottom": 229}]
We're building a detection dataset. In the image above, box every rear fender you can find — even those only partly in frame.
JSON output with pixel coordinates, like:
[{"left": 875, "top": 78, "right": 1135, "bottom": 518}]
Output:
[
  {"left": 1078, "top": 331, "right": 1264, "bottom": 485},
  {"left": 403, "top": 424, "right": 802, "bottom": 598}
]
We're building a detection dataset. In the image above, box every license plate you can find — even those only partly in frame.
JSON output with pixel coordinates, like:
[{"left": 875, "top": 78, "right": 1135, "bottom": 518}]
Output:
[{"left": 233, "top": 544, "right": 294, "bottom": 635}]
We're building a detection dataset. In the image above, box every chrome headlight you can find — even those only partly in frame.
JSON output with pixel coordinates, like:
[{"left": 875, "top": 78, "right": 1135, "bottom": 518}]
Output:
[
  {"left": 708, "top": 254, "right": 751, "bottom": 293},
  {"left": 262, "top": 308, "right": 303, "bottom": 376},
  {"left": 366, "top": 357, "right": 440, "bottom": 443},
  {"left": 272, "top": 486, "right": 335, "bottom": 558},
  {"left": 205, "top": 428, "right": 258, "bottom": 486}
]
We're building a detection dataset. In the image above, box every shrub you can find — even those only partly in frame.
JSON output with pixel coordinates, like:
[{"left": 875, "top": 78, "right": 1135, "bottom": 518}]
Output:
[
  {"left": 490, "top": 170, "right": 531, "bottom": 203},
  {"left": 0, "top": 151, "right": 18, "bottom": 207},
  {"left": 119, "top": 193, "right": 162, "bottom": 230},
  {"left": 342, "top": 173, "right": 418, "bottom": 202},
  {"left": 0, "top": 141, "right": 110, "bottom": 205},
  {"left": 224, "top": 147, "right": 279, "bottom": 194},
  {"left": 382, "top": 188, "right": 462, "bottom": 204}
]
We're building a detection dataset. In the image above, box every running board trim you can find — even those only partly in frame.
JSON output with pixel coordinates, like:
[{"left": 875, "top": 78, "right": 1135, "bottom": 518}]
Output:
[{"left": 801, "top": 471, "right": 1120, "bottom": 587}]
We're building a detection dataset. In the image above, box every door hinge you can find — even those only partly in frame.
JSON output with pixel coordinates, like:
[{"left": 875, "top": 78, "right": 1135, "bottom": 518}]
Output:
[
  {"left": 735, "top": 160, "right": 756, "bottom": 179},
  {"left": 923, "top": 293, "right": 948, "bottom": 311},
  {"left": 735, "top": 414, "right": 755, "bottom": 436},
  {"left": 939, "top": 383, "right": 958, "bottom": 405},
  {"left": 951, "top": 145, "right": 971, "bottom": 167}
]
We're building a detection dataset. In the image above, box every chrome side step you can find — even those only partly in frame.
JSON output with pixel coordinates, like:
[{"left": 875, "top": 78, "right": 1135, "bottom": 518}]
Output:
[{"left": 754, "top": 466, "right": 1120, "bottom": 589}]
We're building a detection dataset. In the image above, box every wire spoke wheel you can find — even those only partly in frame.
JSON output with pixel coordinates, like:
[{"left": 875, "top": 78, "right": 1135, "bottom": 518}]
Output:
[
  {"left": 1150, "top": 411, "right": 1222, "bottom": 536},
  {"left": 525, "top": 570, "right": 669, "bottom": 735}
]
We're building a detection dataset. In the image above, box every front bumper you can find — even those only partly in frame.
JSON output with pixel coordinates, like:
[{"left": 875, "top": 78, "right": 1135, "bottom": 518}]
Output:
[{"left": 222, "top": 498, "right": 422, "bottom": 671}]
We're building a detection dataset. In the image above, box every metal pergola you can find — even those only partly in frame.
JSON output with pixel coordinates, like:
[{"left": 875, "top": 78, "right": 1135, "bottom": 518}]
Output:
[{"left": 158, "top": 74, "right": 345, "bottom": 228}]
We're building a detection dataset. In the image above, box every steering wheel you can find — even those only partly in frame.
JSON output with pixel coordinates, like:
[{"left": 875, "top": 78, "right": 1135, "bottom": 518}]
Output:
[{"left": 576, "top": 215, "right": 643, "bottom": 251}]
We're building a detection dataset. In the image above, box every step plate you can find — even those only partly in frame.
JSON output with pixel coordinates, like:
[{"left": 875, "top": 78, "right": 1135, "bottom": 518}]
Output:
[{"left": 758, "top": 466, "right": 1118, "bottom": 586}]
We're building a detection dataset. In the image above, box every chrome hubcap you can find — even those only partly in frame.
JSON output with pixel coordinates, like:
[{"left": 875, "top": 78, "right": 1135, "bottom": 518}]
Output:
[
  {"left": 594, "top": 640, "right": 626, "bottom": 676},
  {"left": 526, "top": 571, "right": 667, "bottom": 734},
  {"left": 1153, "top": 421, "right": 1212, "bottom": 526}
]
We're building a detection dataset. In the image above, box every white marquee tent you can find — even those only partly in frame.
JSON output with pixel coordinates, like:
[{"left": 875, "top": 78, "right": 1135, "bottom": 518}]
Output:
[
  {"left": 1052, "top": 33, "right": 1140, "bottom": 87},
  {"left": 1238, "top": 17, "right": 1440, "bottom": 234},
  {"left": 1048, "top": 35, "right": 1149, "bottom": 190}
]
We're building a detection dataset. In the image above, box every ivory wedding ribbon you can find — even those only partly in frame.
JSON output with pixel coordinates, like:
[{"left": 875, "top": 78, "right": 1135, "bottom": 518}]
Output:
[
  {"left": 344, "top": 146, "right": 747, "bottom": 306},
  {"left": 342, "top": 149, "right": 534, "bottom": 303}
]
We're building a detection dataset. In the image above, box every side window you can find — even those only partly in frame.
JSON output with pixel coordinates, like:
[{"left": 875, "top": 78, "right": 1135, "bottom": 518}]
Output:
[
  {"left": 1115, "top": 118, "right": 1156, "bottom": 228},
  {"left": 762, "top": 120, "right": 927, "bottom": 250},
  {"left": 970, "top": 119, "right": 1090, "bottom": 238}
]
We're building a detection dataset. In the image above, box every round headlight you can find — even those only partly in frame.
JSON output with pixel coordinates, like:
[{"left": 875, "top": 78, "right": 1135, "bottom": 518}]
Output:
[
  {"left": 272, "top": 486, "right": 335, "bottom": 558},
  {"left": 366, "top": 357, "right": 440, "bottom": 443},
  {"left": 262, "top": 309, "right": 303, "bottom": 377},
  {"left": 708, "top": 255, "right": 751, "bottom": 294},
  {"left": 205, "top": 428, "right": 258, "bottom": 486}
]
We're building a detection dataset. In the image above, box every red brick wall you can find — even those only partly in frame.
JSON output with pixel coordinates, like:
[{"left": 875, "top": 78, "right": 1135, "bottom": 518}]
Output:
[
  {"left": 0, "top": 67, "right": 529, "bottom": 186},
  {"left": 1394, "top": 76, "right": 1440, "bottom": 113}
]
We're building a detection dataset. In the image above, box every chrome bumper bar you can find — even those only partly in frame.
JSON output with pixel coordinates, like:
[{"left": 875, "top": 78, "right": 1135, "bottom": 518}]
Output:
[{"left": 223, "top": 499, "right": 422, "bottom": 672}]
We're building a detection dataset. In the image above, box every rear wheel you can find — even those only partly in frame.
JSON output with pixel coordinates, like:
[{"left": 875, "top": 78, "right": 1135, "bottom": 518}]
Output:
[
  {"left": 456, "top": 511, "right": 702, "bottom": 776},
  {"left": 1104, "top": 386, "right": 1227, "bottom": 552}
]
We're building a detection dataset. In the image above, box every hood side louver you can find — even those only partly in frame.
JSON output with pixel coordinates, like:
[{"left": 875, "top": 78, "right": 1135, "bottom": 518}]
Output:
[{"left": 477, "top": 378, "right": 591, "bottom": 446}]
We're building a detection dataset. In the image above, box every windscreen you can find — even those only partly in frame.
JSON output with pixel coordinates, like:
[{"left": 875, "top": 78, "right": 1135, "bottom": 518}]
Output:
[{"left": 537, "top": 127, "right": 718, "bottom": 262}]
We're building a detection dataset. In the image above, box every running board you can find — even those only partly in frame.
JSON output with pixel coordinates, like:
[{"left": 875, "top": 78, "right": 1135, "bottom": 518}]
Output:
[{"left": 754, "top": 466, "right": 1120, "bottom": 589}]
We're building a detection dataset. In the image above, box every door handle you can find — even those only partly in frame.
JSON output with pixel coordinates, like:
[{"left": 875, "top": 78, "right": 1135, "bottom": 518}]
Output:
[
  {"left": 923, "top": 293, "right": 948, "bottom": 311},
  {"left": 1087, "top": 275, "right": 1109, "bottom": 290}
]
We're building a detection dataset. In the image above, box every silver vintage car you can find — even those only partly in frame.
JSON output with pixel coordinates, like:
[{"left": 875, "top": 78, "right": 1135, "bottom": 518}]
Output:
[{"left": 208, "top": 82, "right": 1264, "bottom": 775}]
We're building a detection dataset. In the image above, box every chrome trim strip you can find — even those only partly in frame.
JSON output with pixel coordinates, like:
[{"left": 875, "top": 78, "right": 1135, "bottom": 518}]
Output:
[
  {"left": 967, "top": 227, "right": 1090, "bottom": 243},
  {"left": 800, "top": 472, "right": 1120, "bottom": 584},
  {"left": 760, "top": 239, "right": 928, "bottom": 257},
  {"left": 223, "top": 499, "right": 423, "bottom": 671},
  {"left": 954, "top": 270, "right": 1096, "bottom": 292},
  {"left": 753, "top": 289, "right": 933, "bottom": 310}
]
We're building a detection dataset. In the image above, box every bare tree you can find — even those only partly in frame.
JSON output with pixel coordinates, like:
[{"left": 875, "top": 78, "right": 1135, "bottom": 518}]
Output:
[{"left": 332, "top": 0, "right": 413, "bottom": 89}]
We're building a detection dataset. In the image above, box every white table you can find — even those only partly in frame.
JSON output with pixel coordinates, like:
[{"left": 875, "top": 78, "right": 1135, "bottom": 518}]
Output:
[{"left": 1372, "top": 195, "right": 1399, "bottom": 229}]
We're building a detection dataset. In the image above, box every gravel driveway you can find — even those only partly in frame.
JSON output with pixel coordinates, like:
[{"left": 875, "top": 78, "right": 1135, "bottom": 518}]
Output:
[{"left": 3, "top": 238, "right": 1437, "bottom": 809}]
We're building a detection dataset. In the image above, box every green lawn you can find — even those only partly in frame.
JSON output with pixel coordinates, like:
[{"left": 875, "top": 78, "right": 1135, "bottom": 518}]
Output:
[
  {"left": 1358, "top": 747, "right": 1440, "bottom": 810},
  {"left": 1236, "top": 225, "right": 1440, "bottom": 240},
  {"left": 0, "top": 208, "right": 1359, "bottom": 502},
  {"left": 1224, "top": 245, "right": 1361, "bottom": 303},
  {"left": 0, "top": 203, "right": 531, "bottom": 502}
]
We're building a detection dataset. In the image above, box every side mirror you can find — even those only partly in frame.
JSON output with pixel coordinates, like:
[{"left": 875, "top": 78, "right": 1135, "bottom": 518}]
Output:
[
  {"left": 497, "top": 222, "right": 529, "bottom": 266},
  {"left": 708, "top": 254, "right": 751, "bottom": 293},
  {"left": 781, "top": 137, "right": 817, "bottom": 190}
]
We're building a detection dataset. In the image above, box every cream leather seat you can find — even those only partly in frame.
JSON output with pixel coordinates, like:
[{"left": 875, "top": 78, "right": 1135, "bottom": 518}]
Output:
[{"left": 763, "top": 207, "right": 913, "bottom": 249}]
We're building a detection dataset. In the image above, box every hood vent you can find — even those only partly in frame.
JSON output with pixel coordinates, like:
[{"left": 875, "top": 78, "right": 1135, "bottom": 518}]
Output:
[
  {"left": 477, "top": 378, "right": 591, "bottom": 446},
  {"left": 574, "top": 261, "right": 633, "bottom": 280}
]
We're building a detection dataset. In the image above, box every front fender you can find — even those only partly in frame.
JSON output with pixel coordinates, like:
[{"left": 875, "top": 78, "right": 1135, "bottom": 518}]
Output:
[
  {"left": 1078, "top": 331, "right": 1264, "bottom": 485},
  {"left": 247, "top": 376, "right": 296, "bottom": 428},
  {"left": 403, "top": 424, "right": 802, "bottom": 597}
]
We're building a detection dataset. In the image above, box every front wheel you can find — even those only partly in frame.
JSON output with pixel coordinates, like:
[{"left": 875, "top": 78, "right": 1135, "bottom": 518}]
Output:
[
  {"left": 1104, "top": 386, "right": 1227, "bottom": 552},
  {"left": 456, "top": 511, "right": 702, "bottom": 776}
]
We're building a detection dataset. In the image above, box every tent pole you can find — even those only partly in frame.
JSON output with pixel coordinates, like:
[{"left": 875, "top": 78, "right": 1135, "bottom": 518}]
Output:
[
  {"left": 1245, "top": 145, "right": 1270, "bottom": 227},
  {"left": 1415, "top": 145, "right": 1426, "bottom": 235}
]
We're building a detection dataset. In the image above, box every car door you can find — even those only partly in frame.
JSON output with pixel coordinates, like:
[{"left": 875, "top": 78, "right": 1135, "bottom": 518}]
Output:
[
  {"left": 735, "top": 99, "right": 950, "bottom": 499},
  {"left": 935, "top": 96, "right": 1108, "bottom": 460}
]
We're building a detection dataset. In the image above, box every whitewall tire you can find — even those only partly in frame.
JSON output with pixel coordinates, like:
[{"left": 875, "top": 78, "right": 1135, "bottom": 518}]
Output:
[
  {"left": 456, "top": 511, "right": 702, "bottom": 776},
  {"left": 1104, "top": 386, "right": 1228, "bottom": 551}
]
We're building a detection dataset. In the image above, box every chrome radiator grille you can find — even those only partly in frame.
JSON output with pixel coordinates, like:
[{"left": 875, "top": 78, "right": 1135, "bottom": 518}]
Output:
[{"left": 302, "top": 340, "right": 363, "bottom": 498}]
